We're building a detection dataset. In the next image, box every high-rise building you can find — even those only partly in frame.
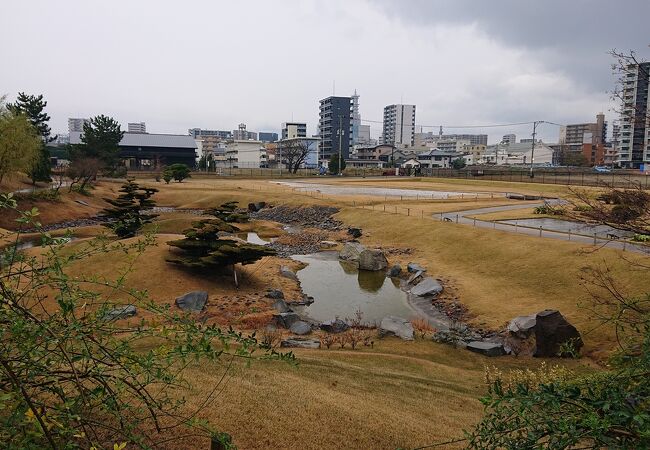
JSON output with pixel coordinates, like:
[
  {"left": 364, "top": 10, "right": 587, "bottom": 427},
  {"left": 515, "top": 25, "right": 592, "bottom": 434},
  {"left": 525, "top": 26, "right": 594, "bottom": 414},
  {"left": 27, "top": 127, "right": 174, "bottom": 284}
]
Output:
[
  {"left": 189, "top": 128, "right": 233, "bottom": 155},
  {"left": 318, "top": 96, "right": 352, "bottom": 162},
  {"left": 68, "top": 118, "right": 89, "bottom": 133},
  {"left": 382, "top": 104, "right": 416, "bottom": 148},
  {"left": 617, "top": 62, "right": 650, "bottom": 168},
  {"left": 258, "top": 132, "right": 279, "bottom": 143},
  {"left": 502, "top": 134, "right": 516, "bottom": 145},
  {"left": 559, "top": 113, "right": 607, "bottom": 153},
  {"left": 441, "top": 134, "right": 488, "bottom": 146},
  {"left": 351, "top": 90, "right": 361, "bottom": 144},
  {"left": 281, "top": 122, "right": 307, "bottom": 140},
  {"left": 128, "top": 122, "right": 147, "bottom": 133}
]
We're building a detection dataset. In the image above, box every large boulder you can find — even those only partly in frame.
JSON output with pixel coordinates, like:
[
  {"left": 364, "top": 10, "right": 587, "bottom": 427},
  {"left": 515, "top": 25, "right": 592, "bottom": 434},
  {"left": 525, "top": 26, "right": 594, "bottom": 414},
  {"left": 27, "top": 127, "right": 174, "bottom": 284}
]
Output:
[
  {"left": 409, "top": 277, "right": 443, "bottom": 297},
  {"left": 290, "top": 321, "right": 312, "bottom": 335},
  {"left": 279, "top": 266, "right": 299, "bottom": 281},
  {"left": 272, "top": 312, "right": 301, "bottom": 329},
  {"left": 248, "top": 201, "right": 266, "bottom": 212},
  {"left": 265, "top": 289, "right": 285, "bottom": 300},
  {"left": 467, "top": 341, "right": 506, "bottom": 357},
  {"left": 272, "top": 299, "right": 292, "bottom": 313},
  {"left": 503, "top": 310, "right": 583, "bottom": 357},
  {"left": 281, "top": 338, "right": 320, "bottom": 349},
  {"left": 320, "top": 318, "right": 349, "bottom": 333},
  {"left": 103, "top": 304, "right": 137, "bottom": 321},
  {"left": 339, "top": 242, "right": 366, "bottom": 262},
  {"left": 347, "top": 227, "right": 362, "bottom": 238},
  {"left": 379, "top": 316, "right": 414, "bottom": 340},
  {"left": 358, "top": 249, "right": 388, "bottom": 271},
  {"left": 534, "top": 310, "right": 583, "bottom": 357},
  {"left": 175, "top": 291, "right": 208, "bottom": 312}
]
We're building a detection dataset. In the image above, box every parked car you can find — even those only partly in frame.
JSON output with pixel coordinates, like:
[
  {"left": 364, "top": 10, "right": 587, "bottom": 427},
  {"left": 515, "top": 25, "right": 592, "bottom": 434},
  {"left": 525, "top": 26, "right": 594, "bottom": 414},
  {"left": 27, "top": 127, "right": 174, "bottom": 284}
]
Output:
[{"left": 593, "top": 166, "right": 612, "bottom": 173}]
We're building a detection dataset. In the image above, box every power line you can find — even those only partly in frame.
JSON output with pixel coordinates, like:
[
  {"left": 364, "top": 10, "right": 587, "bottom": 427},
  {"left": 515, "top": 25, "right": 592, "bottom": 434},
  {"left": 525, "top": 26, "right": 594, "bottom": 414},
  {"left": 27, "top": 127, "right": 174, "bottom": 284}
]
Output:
[{"left": 360, "top": 118, "right": 563, "bottom": 129}]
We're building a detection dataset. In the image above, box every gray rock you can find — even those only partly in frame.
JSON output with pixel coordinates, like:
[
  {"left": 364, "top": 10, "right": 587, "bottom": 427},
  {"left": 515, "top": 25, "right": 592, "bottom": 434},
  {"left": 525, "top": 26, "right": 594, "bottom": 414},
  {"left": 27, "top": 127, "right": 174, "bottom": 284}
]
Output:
[
  {"left": 248, "top": 202, "right": 266, "bottom": 212},
  {"left": 175, "top": 291, "right": 208, "bottom": 311},
  {"left": 387, "top": 264, "right": 402, "bottom": 277},
  {"left": 466, "top": 341, "right": 506, "bottom": 357},
  {"left": 358, "top": 249, "right": 388, "bottom": 271},
  {"left": 407, "top": 262, "right": 427, "bottom": 273},
  {"left": 507, "top": 315, "right": 536, "bottom": 336},
  {"left": 279, "top": 266, "right": 299, "bottom": 281},
  {"left": 339, "top": 242, "right": 366, "bottom": 262},
  {"left": 379, "top": 316, "right": 414, "bottom": 340},
  {"left": 280, "top": 338, "right": 320, "bottom": 349},
  {"left": 290, "top": 321, "right": 312, "bottom": 335},
  {"left": 320, "top": 318, "right": 349, "bottom": 333},
  {"left": 272, "top": 299, "right": 292, "bottom": 313},
  {"left": 409, "top": 277, "right": 443, "bottom": 297},
  {"left": 407, "top": 270, "right": 424, "bottom": 285},
  {"left": 272, "top": 312, "right": 301, "bottom": 329},
  {"left": 265, "top": 289, "right": 285, "bottom": 300},
  {"left": 103, "top": 304, "right": 136, "bottom": 321}
]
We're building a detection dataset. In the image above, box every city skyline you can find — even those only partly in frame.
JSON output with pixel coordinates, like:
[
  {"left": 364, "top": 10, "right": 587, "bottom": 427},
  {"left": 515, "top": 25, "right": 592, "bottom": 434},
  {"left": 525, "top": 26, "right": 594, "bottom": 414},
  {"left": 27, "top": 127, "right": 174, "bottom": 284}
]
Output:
[{"left": 1, "top": 0, "right": 648, "bottom": 144}]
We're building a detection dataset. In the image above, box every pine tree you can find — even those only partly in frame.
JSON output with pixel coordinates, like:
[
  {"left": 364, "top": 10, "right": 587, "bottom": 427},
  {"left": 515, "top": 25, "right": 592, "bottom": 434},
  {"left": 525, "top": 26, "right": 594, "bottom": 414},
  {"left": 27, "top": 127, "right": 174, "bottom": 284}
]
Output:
[
  {"left": 7, "top": 93, "right": 54, "bottom": 183},
  {"left": 74, "top": 115, "right": 124, "bottom": 171},
  {"left": 101, "top": 180, "right": 158, "bottom": 238},
  {"left": 205, "top": 201, "right": 250, "bottom": 223}
]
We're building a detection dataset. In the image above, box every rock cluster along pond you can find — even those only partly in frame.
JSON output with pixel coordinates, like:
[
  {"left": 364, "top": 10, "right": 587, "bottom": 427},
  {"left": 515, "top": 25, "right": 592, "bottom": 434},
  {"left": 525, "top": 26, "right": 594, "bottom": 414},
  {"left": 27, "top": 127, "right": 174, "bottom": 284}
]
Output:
[
  {"left": 504, "top": 309, "right": 583, "bottom": 357},
  {"left": 252, "top": 205, "right": 342, "bottom": 230},
  {"left": 338, "top": 242, "right": 388, "bottom": 272}
]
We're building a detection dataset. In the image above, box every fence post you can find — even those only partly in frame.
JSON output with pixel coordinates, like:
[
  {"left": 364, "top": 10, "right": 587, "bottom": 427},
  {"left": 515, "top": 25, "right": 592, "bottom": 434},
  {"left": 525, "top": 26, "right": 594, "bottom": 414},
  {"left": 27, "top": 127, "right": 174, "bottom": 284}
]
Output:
[
  {"left": 568, "top": 230, "right": 571, "bottom": 241},
  {"left": 473, "top": 218, "right": 476, "bottom": 227},
  {"left": 539, "top": 226, "right": 542, "bottom": 237},
  {"left": 593, "top": 233, "right": 597, "bottom": 245},
  {"left": 383, "top": 204, "right": 386, "bottom": 212},
  {"left": 455, "top": 214, "right": 459, "bottom": 223},
  {"left": 407, "top": 208, "right": 410, "bottom": 216},
  {"left": 623, "top": 241, "right": 627, "bottom": 252},
  {"left": 440, "top": 212, "right": 443, "bottom": 220}
]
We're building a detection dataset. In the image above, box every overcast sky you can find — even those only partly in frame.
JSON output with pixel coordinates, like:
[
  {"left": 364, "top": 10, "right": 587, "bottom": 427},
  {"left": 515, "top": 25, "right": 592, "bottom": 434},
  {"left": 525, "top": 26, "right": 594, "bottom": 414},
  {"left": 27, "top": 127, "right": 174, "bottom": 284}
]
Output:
[{"left": 1, "top": 0, "right": 648, "bottom": 143}]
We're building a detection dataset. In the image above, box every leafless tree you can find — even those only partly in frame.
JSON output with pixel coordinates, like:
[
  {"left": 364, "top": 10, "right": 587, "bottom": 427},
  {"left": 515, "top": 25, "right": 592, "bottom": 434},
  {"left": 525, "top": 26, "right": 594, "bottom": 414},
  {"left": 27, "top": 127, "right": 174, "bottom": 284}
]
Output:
[
  {"left": 278, "top": 139, "right": 311, "bottom": 173},
  {"left": 66, "top": 157, "right": 102, "bottom": 192}
]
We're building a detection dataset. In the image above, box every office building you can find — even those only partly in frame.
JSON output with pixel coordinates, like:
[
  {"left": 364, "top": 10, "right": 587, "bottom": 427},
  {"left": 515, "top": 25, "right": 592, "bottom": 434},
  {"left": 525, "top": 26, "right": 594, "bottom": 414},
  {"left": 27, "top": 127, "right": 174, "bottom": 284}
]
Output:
[
  {"left": 282, "top": 122, "right": 307, "bottom": 140},
  {"left": 318, "top": 96, "right": 352, "bottom": 161},
  {"left": 414, "top": 132, "right": 487, "bottom": 147},
  {"left": 258, "top": 132, "right": 279, "bottom": 143},
  {"left": 189, "top": 128, "right": 233, "bottom": 155},
  {"left": 225, "top": 140, "right": 267, "bottom": 168},
  {"left": 559, "top": 113, "right": 607, "bottom": 153},
  {"left": 68, "top": 118, "right": 89, "bottom": 133},
  {"left": 127, "top": 122, "right": 147, "bottom": 133},
  {"left": 383, "top": 104, "right": 416, "bottom": 147},
  {"left": 502, "top": 134, "right": 516, "bottom": 145},
  {"left": 617, "top": 62, "right": 650, "bottom": 168}
]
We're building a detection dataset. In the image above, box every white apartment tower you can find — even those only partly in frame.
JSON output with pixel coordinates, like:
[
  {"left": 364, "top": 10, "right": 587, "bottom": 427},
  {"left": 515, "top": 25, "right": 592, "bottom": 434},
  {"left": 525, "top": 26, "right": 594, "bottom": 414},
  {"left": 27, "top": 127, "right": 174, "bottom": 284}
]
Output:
[
  {"left": 617, "top": 62, "right": 650, "bottom": 168},
  {"left": 382, "top": 104, "right": 416, "bottom": 148},
  {"left": 128, "top": 122, "right": 147, "bottom": 133},
  {"left": 68, "top": 118, "right": 89, "bottom": 133}
]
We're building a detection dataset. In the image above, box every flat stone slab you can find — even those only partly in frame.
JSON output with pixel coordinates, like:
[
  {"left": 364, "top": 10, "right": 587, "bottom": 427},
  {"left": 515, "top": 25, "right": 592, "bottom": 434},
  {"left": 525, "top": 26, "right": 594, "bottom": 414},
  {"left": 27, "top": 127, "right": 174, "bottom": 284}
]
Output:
[
  {"left": 281, "top": 338, "right": 320, "bottom": 349},
  {"left": 407, "top": 262, "right": 427, "bottom": 273},
  {"left": 175, "top": 291, "right": 208, "bottom": 311},
  {"left": 407, "top": 270, "right": 424, "bottom": 285},
  {"left": 409, "top": 277, "right": 443, "bottom": 297},
  {"left": 103, "top": 304, "right": 137, "bottom": 321},
  {"left": 290, "top": 321, "right": 312, "bottom": 335},
  {"left": 379, "top": 316, "right": 414, "bottom": 340},
  {"left": 466, "top": 341, "right": 506, "bottom": 357}
]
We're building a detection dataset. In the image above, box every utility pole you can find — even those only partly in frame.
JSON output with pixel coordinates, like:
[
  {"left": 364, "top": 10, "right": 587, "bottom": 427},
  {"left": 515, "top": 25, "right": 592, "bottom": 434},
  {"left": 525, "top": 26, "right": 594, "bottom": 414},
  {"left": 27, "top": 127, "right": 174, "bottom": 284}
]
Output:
[
  {"left": 529, "top": 121, "right": 542, "bottom": 178},
  {"left": 338, "top": 115, "right": 343, "bottom": 176},
  {"left": 279, "top": 141, "right": 282, "bottom": 176}
]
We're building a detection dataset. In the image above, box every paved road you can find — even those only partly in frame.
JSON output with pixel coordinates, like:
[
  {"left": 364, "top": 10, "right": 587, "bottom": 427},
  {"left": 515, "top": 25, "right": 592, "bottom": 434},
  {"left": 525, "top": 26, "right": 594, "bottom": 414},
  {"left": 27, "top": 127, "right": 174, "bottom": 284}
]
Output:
[{"left": 436, "top": 201, "right": 649, "bottom": 255}]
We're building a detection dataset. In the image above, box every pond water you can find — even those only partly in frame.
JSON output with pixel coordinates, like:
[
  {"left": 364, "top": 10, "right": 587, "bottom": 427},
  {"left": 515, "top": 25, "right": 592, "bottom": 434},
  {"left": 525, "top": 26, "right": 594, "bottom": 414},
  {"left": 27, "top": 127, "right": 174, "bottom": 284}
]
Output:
[
  {"left": 276, "top": 181, "right": 497, "bottom": 199},
  {"left": 291, "top": 252, "right": 418, "bottom": 325},
  {"left": 238, "top": 232, "right": 275, "bottom": 245},
  {"left": 499, "top": 218, "right": 634, "bottom": 239}
]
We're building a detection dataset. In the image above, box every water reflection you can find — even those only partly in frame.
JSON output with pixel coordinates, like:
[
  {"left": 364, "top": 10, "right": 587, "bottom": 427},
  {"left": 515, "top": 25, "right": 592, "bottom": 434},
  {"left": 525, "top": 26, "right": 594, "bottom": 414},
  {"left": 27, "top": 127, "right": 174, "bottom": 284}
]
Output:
[{"left": 292, "top": 251, "right": 416, "bottom": 324}]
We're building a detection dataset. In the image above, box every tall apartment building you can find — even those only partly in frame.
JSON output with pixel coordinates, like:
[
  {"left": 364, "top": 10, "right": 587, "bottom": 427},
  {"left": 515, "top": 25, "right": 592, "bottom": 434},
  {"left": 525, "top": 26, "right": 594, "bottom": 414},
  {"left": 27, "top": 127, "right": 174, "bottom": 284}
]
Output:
[
  {"left": 383, "top": 104, "right": 416, "bottom": 148},
  {"left": 68, "top": 118, "right": 89, "bottom": 133},
  {"left": 318, "top": 96, "right": 352, "bottom": 161},
  {"left": 617, "top": 62, "right": 650, "bottom": 168},
  {"left": 281, "top": 122, "right": 307, "bottom": 140},
  {"left": 189, "top": 128, "right": 233, "bottom": 155},
  {"left": 127, "top": 122, "right": 147, "bottom": 133},
  {"left": 441, "top": 134, "right": 487, "bottom": 146},
  {"left": 351, "top": 90, "right": 361, "bottom": 144},
  {"left": 559, "top": 113, "right": 607, "bottom": 153},
  {"left": 502, "top": 134, "right": 516, "bottom": 145}
]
